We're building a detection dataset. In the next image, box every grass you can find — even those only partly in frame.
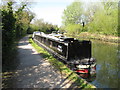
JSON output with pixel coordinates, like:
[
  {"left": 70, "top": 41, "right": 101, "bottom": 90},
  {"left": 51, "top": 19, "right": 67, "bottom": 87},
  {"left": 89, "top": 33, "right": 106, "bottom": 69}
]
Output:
[{"left": 29, "top": 36, "right": 96, "bottom": 88}]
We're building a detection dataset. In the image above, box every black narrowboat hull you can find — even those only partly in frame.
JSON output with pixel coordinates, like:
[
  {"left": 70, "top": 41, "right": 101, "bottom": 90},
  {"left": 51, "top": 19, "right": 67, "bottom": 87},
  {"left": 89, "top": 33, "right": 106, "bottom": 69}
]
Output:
[{"left": 33, "top": 33, "right": 96, "bottom": 74}]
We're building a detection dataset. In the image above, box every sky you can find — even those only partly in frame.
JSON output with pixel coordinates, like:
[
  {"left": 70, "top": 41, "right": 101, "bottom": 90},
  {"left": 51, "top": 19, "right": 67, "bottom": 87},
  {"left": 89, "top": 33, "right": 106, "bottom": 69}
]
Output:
[{"left": 29, "top": 1, "right": 74, "bottom": 27}]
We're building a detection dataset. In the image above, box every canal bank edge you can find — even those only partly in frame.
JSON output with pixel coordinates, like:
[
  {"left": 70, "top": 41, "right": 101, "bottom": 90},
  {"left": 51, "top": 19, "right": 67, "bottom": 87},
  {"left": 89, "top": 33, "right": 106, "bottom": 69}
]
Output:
[
  {"left": 29, "top": 36, "right": 96, "bottom": 88},
  {"left": 66, "top": 32, "right": 119, "bottom": 43}
]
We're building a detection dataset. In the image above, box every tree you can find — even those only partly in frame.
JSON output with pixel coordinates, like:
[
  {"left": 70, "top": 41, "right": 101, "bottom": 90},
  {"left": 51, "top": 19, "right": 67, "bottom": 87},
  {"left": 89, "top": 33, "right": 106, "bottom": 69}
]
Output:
[
  {"left": 2, "top": 1, "right": 16, "bottom": 51},
  {"left": 88, "top": 1, "right": 118, "bottom": 36},
  {"left": 30, "top": 19, "right": 59, "bottom": 34},
  {"left": 62, "top": 1, "right": 84, "bottom": 34},
  {"left": 62, "top": 1, "right": 83, "bottom": 26},
  {"left": 15, "top": 3, "right": 34, "bottom": 38},
  {"left": 2, "top": 1, "right": 16, "bottom": 71},
  {"left": 2, "top": 0, "right": 34, "bottom": 71},
  {"left": 65, "top": 24, "right": 82, "bottom": 35},
  {"left": 83, "top": 2, "right": 103, "bottom": 24}
]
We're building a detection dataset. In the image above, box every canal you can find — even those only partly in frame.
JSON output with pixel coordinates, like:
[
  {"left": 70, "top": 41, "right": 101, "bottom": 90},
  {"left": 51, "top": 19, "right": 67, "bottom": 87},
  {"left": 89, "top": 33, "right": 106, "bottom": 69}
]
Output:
[{"left": 90, "top": 40, "right": 120, "bottom": 88}]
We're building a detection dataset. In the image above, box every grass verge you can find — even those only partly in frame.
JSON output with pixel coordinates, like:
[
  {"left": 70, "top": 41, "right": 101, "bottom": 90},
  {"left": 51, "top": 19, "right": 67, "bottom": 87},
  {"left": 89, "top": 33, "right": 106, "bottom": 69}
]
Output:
[{"left": 29, "top": 36, "right": 96, "bottom": 88}]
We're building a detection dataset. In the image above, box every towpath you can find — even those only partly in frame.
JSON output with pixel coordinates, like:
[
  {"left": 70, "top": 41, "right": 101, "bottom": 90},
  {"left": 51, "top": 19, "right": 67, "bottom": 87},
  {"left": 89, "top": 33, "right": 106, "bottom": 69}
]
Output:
[{"left": 11, "top": 35, "right": 77, "bottom": 88}]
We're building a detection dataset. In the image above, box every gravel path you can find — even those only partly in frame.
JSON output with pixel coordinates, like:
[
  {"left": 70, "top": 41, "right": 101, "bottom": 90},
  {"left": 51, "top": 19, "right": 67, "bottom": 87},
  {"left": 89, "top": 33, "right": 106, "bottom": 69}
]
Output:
[{"left": 12, "top": 35, "right": 77, "bottom": 88}]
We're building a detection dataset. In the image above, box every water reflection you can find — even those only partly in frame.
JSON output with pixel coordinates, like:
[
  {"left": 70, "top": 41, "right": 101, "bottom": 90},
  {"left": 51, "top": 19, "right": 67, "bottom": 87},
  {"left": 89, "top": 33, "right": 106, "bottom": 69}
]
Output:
[{"left": 91, "top": 40, "right": 119, "bottom": 88}]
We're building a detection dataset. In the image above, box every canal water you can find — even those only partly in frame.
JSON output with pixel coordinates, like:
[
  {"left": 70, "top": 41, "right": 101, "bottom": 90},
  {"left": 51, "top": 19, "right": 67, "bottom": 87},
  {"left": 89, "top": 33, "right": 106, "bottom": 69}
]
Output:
[{"left": 90, "top": 40, "right": 120, "bottom": 88}]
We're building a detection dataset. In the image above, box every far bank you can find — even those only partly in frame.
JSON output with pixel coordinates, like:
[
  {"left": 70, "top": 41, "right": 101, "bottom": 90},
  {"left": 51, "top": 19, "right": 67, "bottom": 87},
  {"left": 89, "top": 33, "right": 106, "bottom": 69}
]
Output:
[{"left": 66, "top": 32, "right": 119, "bottom": 44}]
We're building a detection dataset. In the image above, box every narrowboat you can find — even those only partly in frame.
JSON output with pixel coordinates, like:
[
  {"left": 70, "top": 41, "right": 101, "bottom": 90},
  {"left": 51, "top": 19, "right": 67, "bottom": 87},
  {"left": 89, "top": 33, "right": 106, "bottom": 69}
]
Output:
[{"left": 32, "top": 31, "right": 96, "bottom": 74}]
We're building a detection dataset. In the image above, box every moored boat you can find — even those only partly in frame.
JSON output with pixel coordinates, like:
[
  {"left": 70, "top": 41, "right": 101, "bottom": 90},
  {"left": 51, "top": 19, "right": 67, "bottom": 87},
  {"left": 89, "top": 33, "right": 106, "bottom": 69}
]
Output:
[{"left": 33, "top": 31, "right": 96, "bottom": 75}]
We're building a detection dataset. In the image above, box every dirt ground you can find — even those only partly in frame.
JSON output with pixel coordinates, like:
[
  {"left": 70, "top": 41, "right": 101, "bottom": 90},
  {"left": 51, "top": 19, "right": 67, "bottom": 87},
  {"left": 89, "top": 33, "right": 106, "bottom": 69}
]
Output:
[{"left": 10, "top": 35, "right": 77, "bottom": 88}]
